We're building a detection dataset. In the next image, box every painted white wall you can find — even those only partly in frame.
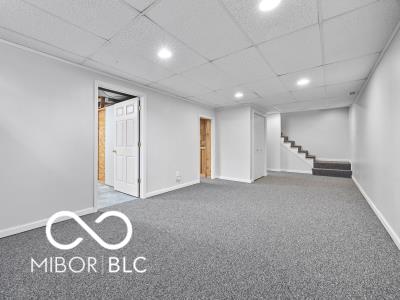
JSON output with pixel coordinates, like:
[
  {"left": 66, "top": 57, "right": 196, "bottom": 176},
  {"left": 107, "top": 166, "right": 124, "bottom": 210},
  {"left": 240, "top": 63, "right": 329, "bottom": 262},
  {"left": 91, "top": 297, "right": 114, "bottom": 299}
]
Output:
[
  {"left": 349, "top": 28, "right": 400, "bottom": 248},
  {"left": 145, "top": 92, "right": 215, "bottom": 195},
  {"left": 104, "top": 105, "right": 115, "bottom": 186},
  {"left": 0, "top": 40, "right": 214, "bottom": 235},
  {"left": 266, "top": 113, "right": 281, "bottom": 171},
  {"left": 216, "top": 106, "right": 252, "bottom": 183},
  {"left": 280, "top": 140, "right": 313, "bottom": 174},
  {"left": 282, "top": 108, "right": 350, "bottom": 161}
]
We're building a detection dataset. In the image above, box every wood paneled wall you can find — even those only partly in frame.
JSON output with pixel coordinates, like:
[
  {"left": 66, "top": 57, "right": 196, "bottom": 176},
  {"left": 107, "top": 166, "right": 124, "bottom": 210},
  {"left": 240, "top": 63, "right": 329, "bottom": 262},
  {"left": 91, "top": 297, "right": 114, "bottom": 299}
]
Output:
[
  {"left": 98, "top": 108, "right": 106, "bottom": 183},
  {"left": 200, "top": 118, "right": 211, "bottom": 177}
]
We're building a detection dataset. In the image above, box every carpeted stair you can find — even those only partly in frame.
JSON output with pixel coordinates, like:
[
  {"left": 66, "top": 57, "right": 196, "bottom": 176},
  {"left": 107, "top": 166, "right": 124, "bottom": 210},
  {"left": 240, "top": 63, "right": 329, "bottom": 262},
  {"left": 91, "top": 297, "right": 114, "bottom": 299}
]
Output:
[
  {"left": 313, "top": 160, "right": 352, "bottom": 178},
  {"left": 281, "top": 133, "right": 352, "bottom": 178},
  {"left": 281, "top": 133, "right": 317, "bottom": 161}
]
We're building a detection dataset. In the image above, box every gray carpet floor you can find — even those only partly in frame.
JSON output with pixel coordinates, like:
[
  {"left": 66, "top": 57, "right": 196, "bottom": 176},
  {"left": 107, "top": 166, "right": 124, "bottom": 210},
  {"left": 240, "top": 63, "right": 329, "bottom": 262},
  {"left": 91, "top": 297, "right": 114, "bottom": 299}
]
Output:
[{"left": 1, "top": 172, "right": 400, "bottom": 299}]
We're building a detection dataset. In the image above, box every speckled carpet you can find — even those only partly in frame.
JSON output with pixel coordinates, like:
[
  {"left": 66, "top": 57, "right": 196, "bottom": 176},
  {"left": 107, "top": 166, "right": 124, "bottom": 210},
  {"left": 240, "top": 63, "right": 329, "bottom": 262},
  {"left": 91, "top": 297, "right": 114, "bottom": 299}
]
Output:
[{"left": 1, "top": 172, "right": 400, "bottom": 298}]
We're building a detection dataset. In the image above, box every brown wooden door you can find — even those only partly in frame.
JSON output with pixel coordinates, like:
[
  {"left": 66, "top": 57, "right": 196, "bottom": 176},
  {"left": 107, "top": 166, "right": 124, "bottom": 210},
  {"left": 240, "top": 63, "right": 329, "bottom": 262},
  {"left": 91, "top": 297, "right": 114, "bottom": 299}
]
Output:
[{"left": 200, "top": 118, "right": 211, "bottom": 177}]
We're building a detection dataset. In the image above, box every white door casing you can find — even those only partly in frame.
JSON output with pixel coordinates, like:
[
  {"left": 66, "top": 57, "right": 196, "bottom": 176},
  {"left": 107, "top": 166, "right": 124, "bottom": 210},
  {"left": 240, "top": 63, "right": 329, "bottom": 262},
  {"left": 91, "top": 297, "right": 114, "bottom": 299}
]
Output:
[
  {"left": 113, "top": 99, "right": 139, "bottom": 197},
  {"left": 254, "top": 114, "right": 266, "bottom": 180}
]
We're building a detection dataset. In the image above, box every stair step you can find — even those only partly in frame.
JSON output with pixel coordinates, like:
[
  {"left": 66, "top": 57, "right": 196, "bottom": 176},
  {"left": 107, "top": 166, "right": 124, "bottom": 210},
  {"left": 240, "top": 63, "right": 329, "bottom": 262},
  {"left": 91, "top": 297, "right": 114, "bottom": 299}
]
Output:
[
  {"left": 306, "top": 155, "right": 316, "bottom": 160},
  {"left": 314, "top": 160, "right": 351, "bottom": 170},
  {"left": 291, "top": 145, "right": 302, "bottom": 151},
  {"left": 312, "top": 168, "right": 352, "bottom": 178}
]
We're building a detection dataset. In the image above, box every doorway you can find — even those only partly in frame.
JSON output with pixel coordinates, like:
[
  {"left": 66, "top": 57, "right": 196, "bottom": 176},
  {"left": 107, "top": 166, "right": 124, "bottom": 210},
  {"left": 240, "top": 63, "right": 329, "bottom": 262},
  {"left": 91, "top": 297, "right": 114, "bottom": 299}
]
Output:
[
  {"left": 200, "top": 118, "right": 212, "bottom": 178},
  {"left": 253, "top": 113, "right": 266, "bottom": 180},
  {"left": 96, "top": 86, "right": 140, "bottom": 208}
]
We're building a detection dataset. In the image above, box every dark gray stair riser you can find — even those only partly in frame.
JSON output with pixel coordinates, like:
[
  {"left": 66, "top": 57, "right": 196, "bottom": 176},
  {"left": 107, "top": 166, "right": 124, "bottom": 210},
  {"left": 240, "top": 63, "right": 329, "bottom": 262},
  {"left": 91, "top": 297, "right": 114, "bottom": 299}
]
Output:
[
  {"left": 312, "top": 168, "right": 352, "bottom": 178},
  {"left": 314, "top": 161, "right": 351, "bottom": 170}
]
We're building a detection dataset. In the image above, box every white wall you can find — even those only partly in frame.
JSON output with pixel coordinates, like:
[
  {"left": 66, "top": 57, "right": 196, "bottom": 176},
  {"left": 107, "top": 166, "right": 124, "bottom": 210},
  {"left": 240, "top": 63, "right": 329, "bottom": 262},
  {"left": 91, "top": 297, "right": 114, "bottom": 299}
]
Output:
[
  {"left": 104, "top": 105, "right": 115, "bottom": 186},
  {"left": 0, "top": 40, "right": 214, "bottom": 235},
  {"left": 266, "top": 113, "right": 281, "bottom": 171},
  {"left": 216, "top": 106, "right": 252, "bottom": 183},
  {"left": 145, "top": 91, "right": 214, "bottom": 195},
  {"left": 280, "top": 142, "right": 313, "bottom": 174},
  {"left": 282, "top": 108, "right": 350, "bottom": 161},
  {"left": 350, "top": 28, "right": 400, "bottom": 248}
]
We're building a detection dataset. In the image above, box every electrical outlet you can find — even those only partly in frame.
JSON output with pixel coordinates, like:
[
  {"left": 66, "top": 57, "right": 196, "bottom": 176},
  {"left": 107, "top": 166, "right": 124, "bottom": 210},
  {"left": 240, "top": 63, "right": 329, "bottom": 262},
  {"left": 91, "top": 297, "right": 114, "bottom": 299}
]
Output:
[{"left": 176, "top": 171, "right": 182, "bottom": 183}]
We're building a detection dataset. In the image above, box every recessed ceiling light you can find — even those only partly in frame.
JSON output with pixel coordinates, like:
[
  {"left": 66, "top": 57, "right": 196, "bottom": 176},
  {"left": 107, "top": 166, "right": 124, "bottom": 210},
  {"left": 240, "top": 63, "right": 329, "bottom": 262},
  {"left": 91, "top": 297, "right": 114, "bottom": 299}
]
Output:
[
  {"left": 158, "top": 47, "right": 172, "bottom": 59},
  {"left": 235, "top": 92, "right": 244, "bottom": 99},
  {"left": 297, "top": 78, "right": 311, "bottom": 87},
  {"left": 259, "top": 0, "right": 281, "bottom": 12}
]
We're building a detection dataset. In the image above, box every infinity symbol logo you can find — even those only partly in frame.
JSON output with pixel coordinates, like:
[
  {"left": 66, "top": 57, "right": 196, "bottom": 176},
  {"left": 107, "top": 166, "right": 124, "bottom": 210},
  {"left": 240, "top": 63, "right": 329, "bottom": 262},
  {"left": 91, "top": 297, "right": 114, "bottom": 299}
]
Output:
[{"left": 46, "top": 211, "right": 132, "bottom": 250}]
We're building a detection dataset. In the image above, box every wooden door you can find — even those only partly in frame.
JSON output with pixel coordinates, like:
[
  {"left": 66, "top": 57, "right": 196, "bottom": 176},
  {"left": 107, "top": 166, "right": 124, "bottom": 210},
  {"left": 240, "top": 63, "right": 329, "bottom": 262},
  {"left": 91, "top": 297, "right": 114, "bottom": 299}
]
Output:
[
  {"left": 200, "top": 118, "right": 211, "bottom": 177},
  {"left": 113, "top": 99, "right": 140, "bottom": 197},
  {"left": 98, "top": 108, "right": 106, "bottom": 183}
]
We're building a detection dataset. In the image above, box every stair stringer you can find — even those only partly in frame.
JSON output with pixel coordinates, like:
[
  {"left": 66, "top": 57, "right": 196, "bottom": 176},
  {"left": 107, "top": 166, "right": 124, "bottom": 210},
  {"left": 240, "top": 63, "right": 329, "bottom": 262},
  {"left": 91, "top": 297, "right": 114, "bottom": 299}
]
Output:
[{"left": 280, "top": 138, "right": 313, "bottom": 174}]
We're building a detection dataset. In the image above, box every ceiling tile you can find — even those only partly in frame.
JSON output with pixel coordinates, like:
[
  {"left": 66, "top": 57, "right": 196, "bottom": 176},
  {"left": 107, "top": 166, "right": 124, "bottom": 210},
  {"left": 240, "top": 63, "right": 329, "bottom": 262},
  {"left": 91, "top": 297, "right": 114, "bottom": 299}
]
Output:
[
  {"left": 24, "top": 0, "right": 138, "bottom": 39},
  {"left": 221, "top": 0, "right": 318, "bottom": 44},
  {"left": 92, "top": 43, "right": 173, "bottom": 82},
  {"left": 95, "top": 16, "right": 207, "bottom": 74},
  {"left": 213, "top": 47, "right": 275, "bottom": 85},
  {"left": 255, "top": 92, "right": 295, "bottom": 106},
  {"left": 321, "top": 0, "right": 377, "bottom": 20},
  {"left": 83, "top": 59, "right": 151, "bottom": 85},
  {"left": 323, "top": 0, "right": 400, "bottom": 63},
  {"left": 326, "top": 80, "right": 365, "bottom": 98},
  {"left": 195, "top": 92, "right": 236, "bottom": 107},
  {"left": 259, "top": 25, "right": 322, "bottom": 75},
  {"left": 150, "top": 74, "right": 211, "bottom": 97},
  {"left": 123, "top": 0, "right": 155, "bottom": 12},
  {"left": 291, "top": 86, "right": 327, "bottom": 101},
  {"left": 181, "top": 63, "right": 237, "bottom": 90},
  {"left": 275, "top": 97, "right": 354, "bottom": 113},
  {"left": 214, "top": 86, "right": 259, "bottom": 103},
  {"left": 280, "top": 67, "right": 324, "bottom": 91},
  {"left": 324, "top": 53, "right": 378, "bottom": 85},
  {"left": 0, "top": 0, "right": 106, "bottom": 57},
  {"left": 243, "top": 76, "right": 287, "bottom": 97},
  {"left": 146, "top": 0, "right": 251, "bottom": 60},
  {"left": 0, "top": 27, "right": 85, "bottom": 64}
]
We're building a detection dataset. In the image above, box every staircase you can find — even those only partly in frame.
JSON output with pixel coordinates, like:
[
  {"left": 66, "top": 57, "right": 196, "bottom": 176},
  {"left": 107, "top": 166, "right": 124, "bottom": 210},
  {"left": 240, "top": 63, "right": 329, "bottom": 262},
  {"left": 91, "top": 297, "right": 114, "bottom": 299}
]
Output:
[{"left": 281, "top": 133, "right": 352, "bottom": 178}]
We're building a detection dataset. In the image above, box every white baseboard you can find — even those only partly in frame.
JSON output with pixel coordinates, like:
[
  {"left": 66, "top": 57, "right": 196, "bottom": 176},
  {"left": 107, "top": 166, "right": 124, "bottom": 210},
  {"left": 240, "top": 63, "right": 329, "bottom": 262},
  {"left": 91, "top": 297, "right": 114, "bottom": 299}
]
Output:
[
  {"left": 352, "top": 176, "right": 400, "bottom": 251},
  {"left": 267, "top": 168, "right": 281, "bottom": 172},
  {"left": 0, "top": 207, "right": 97, "bottom": 239},
  {"left": 217, "top": 176, "right": 253, "bottom": 183},
  {"left": 280, "top": 169, "right": 312, "bottom": 175},
  {"left": 144, "top": 179, "right": 200, "bottom": 198}
]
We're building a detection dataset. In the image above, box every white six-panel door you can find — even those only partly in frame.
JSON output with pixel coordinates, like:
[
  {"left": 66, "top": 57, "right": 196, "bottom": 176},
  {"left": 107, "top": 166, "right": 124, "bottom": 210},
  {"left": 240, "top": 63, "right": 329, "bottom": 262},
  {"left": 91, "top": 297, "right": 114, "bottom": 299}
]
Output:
[{"left": 113, "top": 99, "right": 139, "bottom": 197}]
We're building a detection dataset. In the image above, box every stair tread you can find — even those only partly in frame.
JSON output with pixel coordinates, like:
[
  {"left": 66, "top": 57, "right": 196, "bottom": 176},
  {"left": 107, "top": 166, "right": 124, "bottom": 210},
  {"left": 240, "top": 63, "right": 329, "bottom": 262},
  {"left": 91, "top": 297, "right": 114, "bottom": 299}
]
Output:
[
  {"left": 315, "top": 160, "right": 350, "bottom": 165},
  {"left": 313, "top": 168, "right": 351, "bottom": 172}
]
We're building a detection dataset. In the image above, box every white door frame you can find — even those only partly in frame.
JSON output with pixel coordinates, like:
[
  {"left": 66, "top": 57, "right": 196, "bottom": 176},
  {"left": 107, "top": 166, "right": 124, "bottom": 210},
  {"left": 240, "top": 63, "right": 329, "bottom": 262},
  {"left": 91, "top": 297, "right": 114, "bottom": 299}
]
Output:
[
  {"left": 94, "top": 80, "right": 147, "bottom": 210},
  {"left": 251, "top": 110, "right": 267, "bottom": 181},
  {"left": 198, "top": 115, "right": 216, "bottom": 179}
]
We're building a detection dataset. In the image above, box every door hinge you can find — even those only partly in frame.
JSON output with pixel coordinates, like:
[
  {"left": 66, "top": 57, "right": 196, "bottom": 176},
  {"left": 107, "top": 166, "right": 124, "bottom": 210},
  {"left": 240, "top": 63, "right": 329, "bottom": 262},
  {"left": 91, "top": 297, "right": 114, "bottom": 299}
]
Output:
[
  {"left": 138, "top": 178, "right": 141, "bottom": 184},
  {"left": 138, "top": 105, "right": 141, "bottom": 111},
  {"left": 138, "top": 141, "right": 141, "bottom": 148}
]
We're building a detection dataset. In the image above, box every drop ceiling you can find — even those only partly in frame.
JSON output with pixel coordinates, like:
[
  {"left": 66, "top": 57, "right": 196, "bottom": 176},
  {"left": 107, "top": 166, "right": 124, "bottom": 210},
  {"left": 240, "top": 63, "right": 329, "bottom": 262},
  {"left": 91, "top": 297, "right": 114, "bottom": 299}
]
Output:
[{"left": 0, "top": 0, "right": 399, "bottom": 113}]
